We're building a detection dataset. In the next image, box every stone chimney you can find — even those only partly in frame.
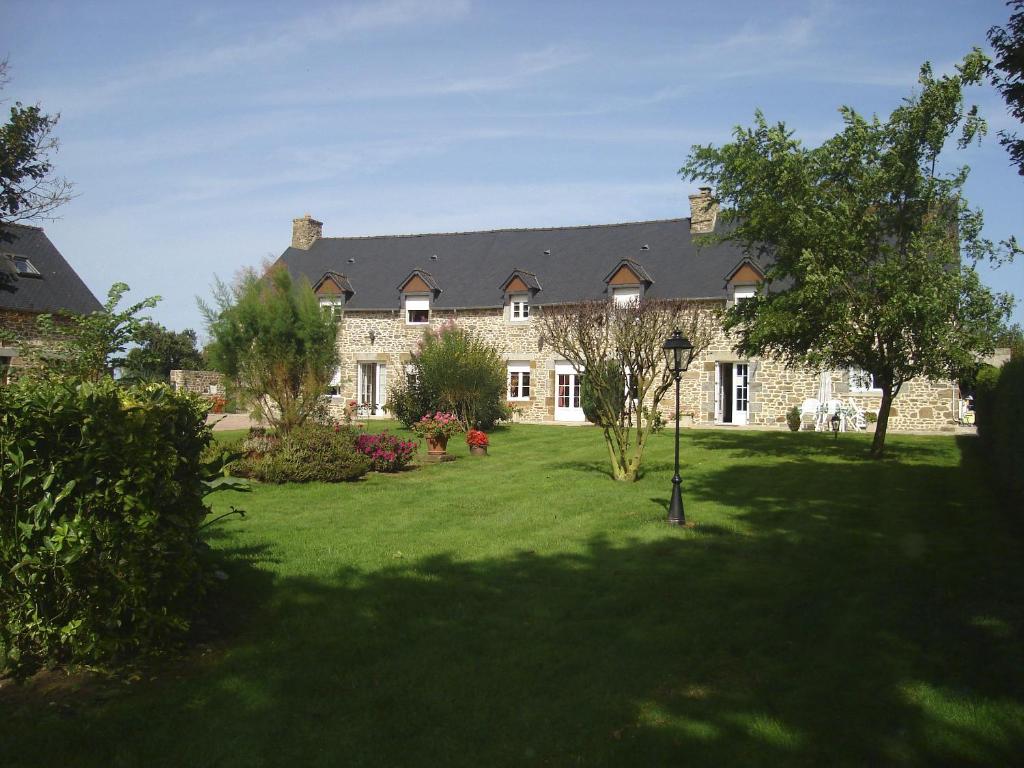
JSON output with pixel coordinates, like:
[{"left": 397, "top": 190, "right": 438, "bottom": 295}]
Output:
[
  {"left": 291, "top": 213, "right": 323, "bottom": 250},
  {"left": 688, "top": 187, "right": 718, "bottom": 234}
]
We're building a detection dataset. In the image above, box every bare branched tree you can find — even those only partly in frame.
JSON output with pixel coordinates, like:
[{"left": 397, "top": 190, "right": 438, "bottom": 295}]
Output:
[{"left": 540, "top": 299, "right": 720, "bottom": 481}]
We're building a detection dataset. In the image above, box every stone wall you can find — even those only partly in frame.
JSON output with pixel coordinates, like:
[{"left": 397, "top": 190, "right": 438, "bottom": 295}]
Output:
[
  {"left": 170, "top": 369, "right": 225, "bottom": 396},
  {"left": 0, "top": 308, "right": 76, "bottom": 376},
  {"left": 327, "top": 303, "right": 957, "bottom": 432}
]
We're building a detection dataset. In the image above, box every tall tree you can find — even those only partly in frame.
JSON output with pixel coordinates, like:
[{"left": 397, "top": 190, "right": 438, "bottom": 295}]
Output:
[
  {"left": 681, "top": 51, "right": 1016, "bottom": 457},
  {"left": 123, "top": 322, "right": 206, "bottom": 382},
  {"left": 988, "top": 1, "right": 1024, "bottom": 174},
  {"left": 540, "top": 298, "right": 719, "bottom": 481},
  {"left": 0, "top": 60, "right": 73, "bottom": 234},
  {"left": 200, "top": 265, "right": 337, "bottom": 433}
]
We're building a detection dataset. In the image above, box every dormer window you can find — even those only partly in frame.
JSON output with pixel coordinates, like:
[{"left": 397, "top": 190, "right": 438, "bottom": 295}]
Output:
[
  {"left": 604, "top": 260, "right": 651, "bottom": 305},
  {"left": 732, "top": 284, "right": 756, "bottom": 305},
  {"left": 612, "top": 286, "right": 641, "bottom": 305},
  {"left": 510, "top": 294, "right": 530, "bottom": 321},
  {"left": 405, "top": 295, "right": 430, "bottom": 325},
  {"left": 319, "top": 297, "right": 344, "bottom": 322}
]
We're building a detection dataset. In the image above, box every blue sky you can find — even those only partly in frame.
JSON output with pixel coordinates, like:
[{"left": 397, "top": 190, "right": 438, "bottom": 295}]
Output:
[{"left": 5, "top": 0, "right": 1024, "bottom": 334}]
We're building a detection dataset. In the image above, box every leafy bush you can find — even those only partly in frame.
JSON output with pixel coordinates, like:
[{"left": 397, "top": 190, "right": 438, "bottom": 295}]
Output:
[
  {"left": 405, "top": 324, "right": 510, "bottom": 429},
  {"left": 0, "top": 378, "right": 212, "bottom": 677},
  {"left": 237, "top": 423, "right": 369, "bottom": 483},
  {"left": 974, "top": 364, "right": 1001, "bottom": 448},
  {"left": 865, "top": 411, "right": 878, "bottom": 423},
  {"left": 974, "top": 360, "right": 1024, "bottom": 506},
  {"left": 786, "top": 405, "right": 801, "bottom": 432},
  {"left": 386, "top": 375, "right": 431, "bottom": 428},
  {"left": 355, "top": 432, "right": 418, "bottom": 472}
]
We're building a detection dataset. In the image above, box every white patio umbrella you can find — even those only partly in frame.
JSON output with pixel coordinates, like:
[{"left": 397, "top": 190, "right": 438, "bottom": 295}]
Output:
[{"left": 817, "top": 371, "right": 832, "bottom": 431}]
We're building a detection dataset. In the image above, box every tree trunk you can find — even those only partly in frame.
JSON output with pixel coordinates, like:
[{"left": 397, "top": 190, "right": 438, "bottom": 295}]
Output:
[{"left": 870, "top": 383, "right": 894, "bottom": 458}]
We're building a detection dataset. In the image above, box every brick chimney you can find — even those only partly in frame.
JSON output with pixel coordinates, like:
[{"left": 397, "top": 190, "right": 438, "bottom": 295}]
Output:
[
  {"left": 688, "top": 187, "right": 718, "bottom": 234},
  {"left": 291, "top": 213, "right": 323, "bottom": 250}
]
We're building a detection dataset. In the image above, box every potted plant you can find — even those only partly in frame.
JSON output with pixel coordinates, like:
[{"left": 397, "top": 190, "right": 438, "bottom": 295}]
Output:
[
  {"left": 466, "top": 429, "right": 489, "bottom": 456},
  {"left": 786, "top": 405, "right": 801, "bottom": 432},
  {"left": 411, "top": 411, "right": 463, "bottom": 455}
]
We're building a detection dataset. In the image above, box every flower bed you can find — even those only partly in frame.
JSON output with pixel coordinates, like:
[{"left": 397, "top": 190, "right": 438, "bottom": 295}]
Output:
[{"left": 356, "top": 431, "right": 418, "bottom": 472}]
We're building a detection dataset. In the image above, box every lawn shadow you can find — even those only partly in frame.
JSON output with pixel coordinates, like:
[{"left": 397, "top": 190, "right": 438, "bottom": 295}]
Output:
[{"left": 6, "top": 434, "right": 1023, "bottom": 767}]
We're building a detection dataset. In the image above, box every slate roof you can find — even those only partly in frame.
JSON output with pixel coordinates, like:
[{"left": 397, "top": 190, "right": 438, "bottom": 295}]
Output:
[
  {"left": 275, "top": 217, "right": 758, "bottom": 310},
  {"left": 0, "top": 224, "right": 102, "bottom": 315}
]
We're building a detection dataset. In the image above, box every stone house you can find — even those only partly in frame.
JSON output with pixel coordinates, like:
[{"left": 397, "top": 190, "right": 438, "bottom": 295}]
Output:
[
  {"left": 273, "top": 192, "right": 957, "bottom": 431},
  {"left": 0, "top": 223, "right": 101, "bottom": 382}
]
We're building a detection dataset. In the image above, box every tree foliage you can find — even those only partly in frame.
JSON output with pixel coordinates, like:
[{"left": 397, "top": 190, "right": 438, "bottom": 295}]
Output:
[
  {"left": 200, "top": 265, "right": 337, "bottom": 434},
  {"left": 988, "top": 1, "right": 1024, "bottom": 174},
  {"left": 540, "top": 299, "right": 719, "bottom": 481},
  {"left": 123, "top": 322, "right": 205, "bottom": 382},
  {"left": 20, "top": 282, "right": 160, "bottom": 381},
  {"left": 681, "top": 51, "right": 1015, "bottom": 457},
  {"left": 0, "top": 60, "right": 73, "bottom": 233},
  {"left": 394, "top": 322, "right": 509, "bottom": 430}
]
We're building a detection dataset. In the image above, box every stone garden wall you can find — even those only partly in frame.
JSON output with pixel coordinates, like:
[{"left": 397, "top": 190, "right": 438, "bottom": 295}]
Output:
[{"left": 169, "top": 369, "right": 225, "bottom": 396}]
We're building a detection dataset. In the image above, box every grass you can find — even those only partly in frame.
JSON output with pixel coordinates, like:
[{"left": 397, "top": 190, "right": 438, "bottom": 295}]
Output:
[{"left": 3, "top": 423, "right": 1024, "bottom": 766}]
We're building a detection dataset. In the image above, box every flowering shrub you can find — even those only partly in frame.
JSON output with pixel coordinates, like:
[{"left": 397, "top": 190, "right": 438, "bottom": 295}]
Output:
[
  {"left": 411, "top": 411, "right": 464, "bottom": 441},
  {"left": 466, "top": 429, "right": 489, "bottom": 447},
  {"left": 209, "top": 394, "right": 227, "bottom": 413},
  {"left": 356, "top": 431, "right": 418, "bottom": 472}
]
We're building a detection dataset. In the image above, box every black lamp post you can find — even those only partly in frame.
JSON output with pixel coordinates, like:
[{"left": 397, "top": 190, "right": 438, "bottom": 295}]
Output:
[
  {"left": 831, "top": 411, "right": 841, "bottom": 439},
  {"left": 662, "top": 330, "right": 694, "bottom": 525}
]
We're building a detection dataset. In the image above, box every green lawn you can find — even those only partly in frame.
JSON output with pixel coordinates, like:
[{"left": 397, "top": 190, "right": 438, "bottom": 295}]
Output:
[{"left": 4, "top": 424, "right": 1024, "bottom": 767}]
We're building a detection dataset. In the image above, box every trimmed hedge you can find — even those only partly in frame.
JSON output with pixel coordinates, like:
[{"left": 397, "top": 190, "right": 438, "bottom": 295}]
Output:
[
  {"left": 0, "top": 379, "right": 212, "bottom": 677},
  {"left": 974, "top": 359, "right": 1024, "bottom": 506}
]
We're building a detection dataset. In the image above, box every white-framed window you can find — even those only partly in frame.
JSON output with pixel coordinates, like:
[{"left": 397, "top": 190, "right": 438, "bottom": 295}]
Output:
[
  {"left": 404, "top": 363, "right": 418, "bottom": 388},
  {"left": 319, "top": 297, "right": 344, "bottom": 322},
  {"left": 6, "top": 254, "right": 41, "bottom": 277},
  {"left": 733, "top": 284, "right": 756, "bottom": 304},
  {"left": 327, "top": 366, "right": 342, "bottom": 397},
  {"left": 510, "top": 294, "right": 530, "bottom": 321},
  {"left": 612, "top": 286, "right": 641, "bottom": 305},
  {"left": 507, "top": 362, "right": 531, "bottom": 401},
  {"left": 849, "top": 368, "right": 882, "bottom": 392},
  {"left": 405, "top": 295, "right": 430, "bottom": 325}
]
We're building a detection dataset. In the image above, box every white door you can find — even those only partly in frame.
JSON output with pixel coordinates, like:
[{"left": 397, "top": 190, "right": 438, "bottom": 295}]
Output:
[
  {"left": 554, "top": 362, "right": 586, "bottom": 422},
  {"left": 715, "top": 362, "right": 750, "bottom": 425},
  {"left": 732, "top": 363, "right": 749, "bottom": 426},
  {"left": 357, "top": 363, "right": 387, "bottom": 416}
]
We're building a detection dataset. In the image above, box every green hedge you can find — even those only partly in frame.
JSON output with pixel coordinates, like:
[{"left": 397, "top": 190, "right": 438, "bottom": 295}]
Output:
[
  {"left": 0, "top": 378, "right": 212, "bottom": 677},
  {"left": 235, "top": 423, "right": 370, "bottom": 483},
  {"left": 974, "top": 359, "right": 1024, "bottom": 505}
]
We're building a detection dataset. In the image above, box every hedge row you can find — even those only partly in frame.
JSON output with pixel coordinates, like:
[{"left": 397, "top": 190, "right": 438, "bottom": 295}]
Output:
[
  {"left": 0, "top": 378, "right": 212, "bottom": 677},
  {"left": 975, "top": 358, "right": 1024, "bottom": 506}
]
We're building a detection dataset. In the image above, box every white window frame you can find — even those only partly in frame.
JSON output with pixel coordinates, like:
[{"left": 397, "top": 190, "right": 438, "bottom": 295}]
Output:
[
  {"left": 509, "top": 294, "right": 530, "bottom": 322},
  {"left": 404, "top": 294, "right": 430, "bottom": 325},
  {"left": 732, "top": 284, "right": 756, "bottom": 305},
  {"left": 507, "top": 362, "right": 531, "bottom": 401},
  {"left": 849, "top": 368, "right": 882, "bottom": 393},
  {"left": 612, "top": 285, "right": 641, "bottom": 306},
  {"left": 319, "top": 296, "right": 344, "bottom": 322},
  {"left": 327, "top": 365, "right": 343, "bottom": 397}
]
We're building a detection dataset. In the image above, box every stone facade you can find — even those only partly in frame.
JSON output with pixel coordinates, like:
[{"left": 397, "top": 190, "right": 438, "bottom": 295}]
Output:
[
  {"left": 0, "top": 308, "right": 76, "bottom": 379},
  {"left": 169, "top": 369, "right": 226, "bottom": 396},
  {"left": 324, "top": 300, "right": 958, "bottom": 432}
]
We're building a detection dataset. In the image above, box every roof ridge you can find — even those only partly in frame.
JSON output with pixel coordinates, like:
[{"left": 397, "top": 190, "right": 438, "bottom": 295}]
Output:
[
  {"left": 1, "top": 222, "right": 45, "bottom": 232},
  {"left": 318, "top": 217, "right": 689, "bottom": 242}
]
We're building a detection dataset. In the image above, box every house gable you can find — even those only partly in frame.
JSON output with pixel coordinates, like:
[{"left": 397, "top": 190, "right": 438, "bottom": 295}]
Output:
[{"left": 401, "top": 273, "right": 433, "bottom": 294}]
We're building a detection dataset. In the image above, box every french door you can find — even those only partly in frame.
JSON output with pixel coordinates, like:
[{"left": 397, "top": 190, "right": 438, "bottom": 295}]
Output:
[
  {"left": 357, "top": 362, "right": 387, "bottom": 416},
  {"left": 554, "top": 362, "right": 585, "bottom": 422},
  {"left": 715, "top": 362, "right": 749, "bottom": 425}
]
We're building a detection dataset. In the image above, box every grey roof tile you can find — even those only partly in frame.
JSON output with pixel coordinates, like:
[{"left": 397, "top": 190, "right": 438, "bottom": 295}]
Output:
[
  {"left": 276, "top": 217, "right": 758, "bottom": 310},
  {"left": 0, "top": 224, "right": 102, "bottom": 316}
]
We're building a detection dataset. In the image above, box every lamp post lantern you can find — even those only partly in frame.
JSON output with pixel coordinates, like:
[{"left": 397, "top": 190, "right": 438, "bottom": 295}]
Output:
[
  {"left": 831, "top": 411, "right": 841, "bottom": 440},
  {"left": 662, "top": 330, "right": 694, "bottom": 525}
]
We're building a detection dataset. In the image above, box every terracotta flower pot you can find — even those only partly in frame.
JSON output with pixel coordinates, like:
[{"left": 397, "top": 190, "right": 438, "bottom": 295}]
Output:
[
  {"left": 469, "top": 445, "right": 487, "bottom": 456},
  {"left": 426, "top": 435, "right": 449, "bottom": 455}
]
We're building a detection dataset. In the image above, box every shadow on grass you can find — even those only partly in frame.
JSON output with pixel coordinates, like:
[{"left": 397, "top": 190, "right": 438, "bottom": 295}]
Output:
[{"left": 5, "top": 434, "right": 1023, "bottom": 767}]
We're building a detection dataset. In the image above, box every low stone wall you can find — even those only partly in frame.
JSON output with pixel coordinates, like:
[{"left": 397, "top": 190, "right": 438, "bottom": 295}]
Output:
[{"left": 170, "top": 369, "right": 225, "bottom": 396}]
